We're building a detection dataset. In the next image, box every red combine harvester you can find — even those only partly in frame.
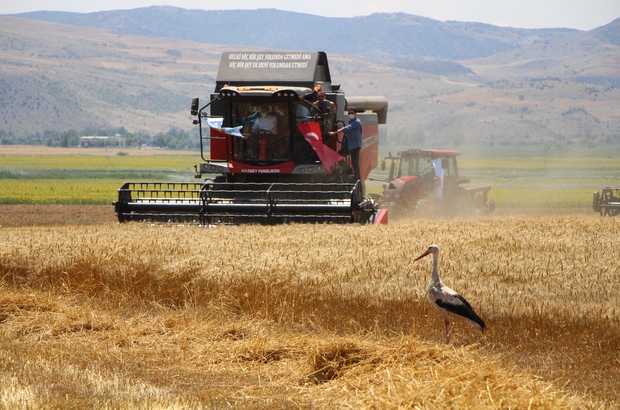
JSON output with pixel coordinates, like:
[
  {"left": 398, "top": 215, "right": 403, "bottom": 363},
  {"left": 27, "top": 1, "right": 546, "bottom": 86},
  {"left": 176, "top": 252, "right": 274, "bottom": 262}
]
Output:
[
  {"left": 375, "top": 149, "right": 494, "bottom": 217},
  {"left": 114, "top": 51, "right": 388, "bottom": 224}
]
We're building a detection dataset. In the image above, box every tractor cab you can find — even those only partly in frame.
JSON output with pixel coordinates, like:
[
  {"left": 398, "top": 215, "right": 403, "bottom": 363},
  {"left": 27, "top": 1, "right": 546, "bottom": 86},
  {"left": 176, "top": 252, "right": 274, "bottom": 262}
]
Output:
[{"left": 384, "top": 150, "right": 459, "bottom": 186}]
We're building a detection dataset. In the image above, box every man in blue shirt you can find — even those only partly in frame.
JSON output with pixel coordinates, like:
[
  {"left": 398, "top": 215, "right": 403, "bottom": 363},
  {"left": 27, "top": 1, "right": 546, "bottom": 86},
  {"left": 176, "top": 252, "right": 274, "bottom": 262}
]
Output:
[{"left": 329, "top": 107, "right": 362, "bottom": 182}]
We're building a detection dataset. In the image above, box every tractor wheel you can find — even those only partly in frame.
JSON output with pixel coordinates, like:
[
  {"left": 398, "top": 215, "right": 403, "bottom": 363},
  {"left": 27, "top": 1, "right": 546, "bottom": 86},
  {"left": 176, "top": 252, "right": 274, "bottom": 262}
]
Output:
[
  {"left": 605, "top": 207, "right": 620, "bottom": 217},
  {"left": 473, "top": 193, "right": 485, "bottom": 210},
  {"left": 488, "top": 199, "right": 496, "bottom": 212},
  {"left": 447, "top": 188, "right": 471, "bottom": 217},
  {"left": 413, "top": 197, "right": 440, "bottom": 219},
  {"left": 592, "top": 192, "right": 601, "bottom": 213}
]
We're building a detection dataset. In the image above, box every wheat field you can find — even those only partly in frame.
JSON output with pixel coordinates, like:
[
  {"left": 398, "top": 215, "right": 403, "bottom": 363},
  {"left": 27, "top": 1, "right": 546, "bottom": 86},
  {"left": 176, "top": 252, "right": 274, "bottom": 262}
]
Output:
[{"left": 1, "top": 213, "right": 619, "bottom": 408}]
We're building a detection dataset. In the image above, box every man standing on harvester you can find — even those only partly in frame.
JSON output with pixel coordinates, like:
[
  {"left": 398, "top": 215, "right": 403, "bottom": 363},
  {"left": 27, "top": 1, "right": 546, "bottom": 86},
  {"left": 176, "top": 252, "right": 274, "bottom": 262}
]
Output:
[{"left": 329, "top": 107, "right": 362, "bottom": 183}]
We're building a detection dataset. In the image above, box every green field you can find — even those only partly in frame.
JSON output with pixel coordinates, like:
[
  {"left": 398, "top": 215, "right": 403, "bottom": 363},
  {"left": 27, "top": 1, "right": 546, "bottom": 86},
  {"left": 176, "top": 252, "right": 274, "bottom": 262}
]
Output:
[
  {"left": 0, "top": 179, "right": 124, "bottom": 204},
  {"left": 1, "top": 148, "right": 618, "bottom": 208},
  {"left": 0, "top": 153, "right": 198, "bottom": 204},
  {"left": 0, "top": 154, "right": 196, "bottom": 175}
]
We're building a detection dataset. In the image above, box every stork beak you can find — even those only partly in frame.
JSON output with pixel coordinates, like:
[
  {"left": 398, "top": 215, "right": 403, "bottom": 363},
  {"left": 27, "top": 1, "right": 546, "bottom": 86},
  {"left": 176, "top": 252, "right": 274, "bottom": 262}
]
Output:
[{"left": 414, "top": 250, "right": 430, "bottom": 261}]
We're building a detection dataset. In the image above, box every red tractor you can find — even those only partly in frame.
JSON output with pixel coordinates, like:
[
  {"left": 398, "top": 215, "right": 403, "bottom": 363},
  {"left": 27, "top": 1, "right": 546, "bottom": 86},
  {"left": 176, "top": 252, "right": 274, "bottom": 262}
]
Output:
[
  {"left": 114, "top": 51, "right": 389, "bottom": 225},
  {"left": 375, "top": 149, "right": 494, "bottom": 217}
]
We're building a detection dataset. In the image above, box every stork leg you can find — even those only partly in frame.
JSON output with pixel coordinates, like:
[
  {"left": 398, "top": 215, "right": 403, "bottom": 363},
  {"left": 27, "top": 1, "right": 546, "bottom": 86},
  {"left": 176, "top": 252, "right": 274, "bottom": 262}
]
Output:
[{"left": 444, "top": 319, "right": 451, "bottom": 343}]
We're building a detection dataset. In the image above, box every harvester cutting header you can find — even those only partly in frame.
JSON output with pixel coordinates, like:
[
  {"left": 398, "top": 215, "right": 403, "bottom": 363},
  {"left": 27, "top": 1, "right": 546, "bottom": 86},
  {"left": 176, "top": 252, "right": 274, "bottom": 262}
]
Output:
[{"left": 114, "top": 51, "right": 389, "bottom": 224}]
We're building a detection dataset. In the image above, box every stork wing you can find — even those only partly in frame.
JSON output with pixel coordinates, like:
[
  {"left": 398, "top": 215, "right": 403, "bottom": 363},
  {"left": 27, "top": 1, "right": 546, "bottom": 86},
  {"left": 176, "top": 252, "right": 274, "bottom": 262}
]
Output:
[{"left": 430, "top": 287, "right": 486, "bottom": 330}]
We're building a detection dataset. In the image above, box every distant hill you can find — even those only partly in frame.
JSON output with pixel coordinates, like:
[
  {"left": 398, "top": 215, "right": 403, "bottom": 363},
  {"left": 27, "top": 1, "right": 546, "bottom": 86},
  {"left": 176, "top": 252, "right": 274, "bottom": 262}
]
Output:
[
  {"left": 390, "top": 61, "right": 474, "bottom": 76},
  {"left": 2, "top": 9, "right": 620, "bottom": 149},
  {"left": 13, "top": 7, "right": 579, "bottom": 62},
  {"left": 0, "top": 16, "right": 227, "bottom": 140},
  {"left": 593, "top": 17, "right": 620, "bottom": 46},
  {"left": 462, "top": 17, "right": 620, "bottom": 87}
]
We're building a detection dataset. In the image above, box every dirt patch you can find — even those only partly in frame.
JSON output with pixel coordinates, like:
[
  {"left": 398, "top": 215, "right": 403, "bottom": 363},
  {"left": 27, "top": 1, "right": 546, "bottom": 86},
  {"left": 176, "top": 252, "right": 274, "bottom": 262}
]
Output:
[
  {"left": 0, "top": 204, "right": 591, "bottom": 227},
  {"left": 0, "top": 205, "right": 118, "bottom": 227}
]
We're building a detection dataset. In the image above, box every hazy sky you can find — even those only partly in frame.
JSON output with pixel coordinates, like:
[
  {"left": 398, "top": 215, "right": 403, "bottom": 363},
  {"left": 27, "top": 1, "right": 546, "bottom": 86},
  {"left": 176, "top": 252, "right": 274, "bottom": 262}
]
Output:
[{"left": 2, "top": 0, "right": 620, "bottom": 31}]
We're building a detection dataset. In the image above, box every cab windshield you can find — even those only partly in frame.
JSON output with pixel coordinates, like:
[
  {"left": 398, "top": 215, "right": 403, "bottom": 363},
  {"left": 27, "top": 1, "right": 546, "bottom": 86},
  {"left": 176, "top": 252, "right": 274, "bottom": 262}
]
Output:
[{"left": 227, "top": 99, "right": 322, "bottom": 164}]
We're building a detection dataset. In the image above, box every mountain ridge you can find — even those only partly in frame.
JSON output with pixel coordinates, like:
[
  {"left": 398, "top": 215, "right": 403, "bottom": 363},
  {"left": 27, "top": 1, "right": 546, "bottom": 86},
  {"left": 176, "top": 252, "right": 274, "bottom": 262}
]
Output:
[{"left": 11, "top": 7, "right": 582, "bottom": 62}]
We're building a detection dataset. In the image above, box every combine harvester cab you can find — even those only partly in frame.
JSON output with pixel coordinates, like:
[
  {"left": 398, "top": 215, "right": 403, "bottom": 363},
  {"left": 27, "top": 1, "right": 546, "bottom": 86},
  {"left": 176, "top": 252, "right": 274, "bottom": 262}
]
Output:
[
  {"left": 375, "top": 149, "right": 494, "bottom": 217},
  {"left": 114, "top": 51, "right": 388, "bottom": 225}
]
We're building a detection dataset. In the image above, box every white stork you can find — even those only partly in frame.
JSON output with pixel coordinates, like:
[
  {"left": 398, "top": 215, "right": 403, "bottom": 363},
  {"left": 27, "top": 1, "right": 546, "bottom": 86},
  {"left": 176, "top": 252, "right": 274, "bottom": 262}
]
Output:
[{"left": 414, "top": 245, "right": 486, "bottom": 342}]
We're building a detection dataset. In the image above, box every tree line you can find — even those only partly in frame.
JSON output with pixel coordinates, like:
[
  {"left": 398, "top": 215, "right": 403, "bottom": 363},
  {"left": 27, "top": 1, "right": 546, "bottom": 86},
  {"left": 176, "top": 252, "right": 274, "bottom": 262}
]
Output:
[{"left": 0, "top": 127, "right": 200, "bottom": 150}]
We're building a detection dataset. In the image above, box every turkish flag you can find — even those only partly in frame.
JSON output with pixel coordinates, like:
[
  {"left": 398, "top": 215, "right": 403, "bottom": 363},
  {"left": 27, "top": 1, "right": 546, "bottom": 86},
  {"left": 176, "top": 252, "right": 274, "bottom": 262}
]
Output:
[{"left": 297, "top": 122, "right": 343, "bottom": 174}]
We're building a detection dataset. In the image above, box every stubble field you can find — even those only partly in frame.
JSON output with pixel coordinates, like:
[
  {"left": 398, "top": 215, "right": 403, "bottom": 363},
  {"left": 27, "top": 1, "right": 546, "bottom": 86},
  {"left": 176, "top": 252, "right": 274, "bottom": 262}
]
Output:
[
  {"left": 1, "top": 211, "right": 619, "bottom": 408},
  {"left": 1, "top": 146, "right": 619, "bottom": 408}
]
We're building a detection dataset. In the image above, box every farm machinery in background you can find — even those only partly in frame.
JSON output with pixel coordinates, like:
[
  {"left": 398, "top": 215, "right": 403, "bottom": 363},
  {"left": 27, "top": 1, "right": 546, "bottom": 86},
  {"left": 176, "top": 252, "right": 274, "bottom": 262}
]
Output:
[
  {"left": 114, "top": 51, "right": 389, "bottom": 225},
  {"left": 371, "top": 149, "right": 495, "bottom": 217},
  {"left": 593, "top": 187, "right": 620, "bottom": 216}
]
